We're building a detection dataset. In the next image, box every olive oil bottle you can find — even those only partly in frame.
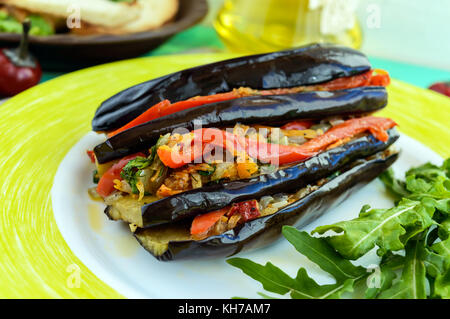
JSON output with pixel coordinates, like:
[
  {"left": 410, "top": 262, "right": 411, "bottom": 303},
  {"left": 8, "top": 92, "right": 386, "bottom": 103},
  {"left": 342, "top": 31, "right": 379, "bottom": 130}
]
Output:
[{"left": 214, "top": 0, "right": 362, "bottom": 53}]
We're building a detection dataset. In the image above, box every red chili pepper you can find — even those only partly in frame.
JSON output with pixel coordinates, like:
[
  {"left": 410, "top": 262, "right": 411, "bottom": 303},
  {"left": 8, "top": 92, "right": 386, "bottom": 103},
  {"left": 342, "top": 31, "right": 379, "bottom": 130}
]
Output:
[
  {"left": 0, "top": 20, "right": 42, "bottom": 97},
  {"left": 281, "top": 120, "right": 314, "bottom": 130},
  {"left": 429, "top": 82, "right": 450, "bottom": 97},
  {"left": 96, "top": 152, "right": 146, "bottom": 198}
]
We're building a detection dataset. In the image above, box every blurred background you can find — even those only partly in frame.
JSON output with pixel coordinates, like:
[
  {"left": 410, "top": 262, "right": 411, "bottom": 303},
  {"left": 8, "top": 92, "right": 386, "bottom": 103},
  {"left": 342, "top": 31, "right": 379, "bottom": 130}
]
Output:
[
  {"left": 207, "top": 0, "right": 450, "bottom": 71},
  {"left": 0, "top": 0, "right": 449, "bottom": 97}
]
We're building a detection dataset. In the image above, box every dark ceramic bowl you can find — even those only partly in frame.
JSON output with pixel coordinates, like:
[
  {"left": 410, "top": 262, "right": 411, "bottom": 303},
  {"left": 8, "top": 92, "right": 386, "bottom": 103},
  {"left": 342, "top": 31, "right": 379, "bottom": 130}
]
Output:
[{"left": 0, "top": 0, "right": 208, "bottom": 71}]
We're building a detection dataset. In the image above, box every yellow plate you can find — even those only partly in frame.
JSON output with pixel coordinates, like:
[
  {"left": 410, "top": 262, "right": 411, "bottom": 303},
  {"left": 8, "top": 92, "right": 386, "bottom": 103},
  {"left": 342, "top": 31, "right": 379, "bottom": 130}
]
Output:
[{"left": 0, "top": 53, "right": 449, "bottom": 298}]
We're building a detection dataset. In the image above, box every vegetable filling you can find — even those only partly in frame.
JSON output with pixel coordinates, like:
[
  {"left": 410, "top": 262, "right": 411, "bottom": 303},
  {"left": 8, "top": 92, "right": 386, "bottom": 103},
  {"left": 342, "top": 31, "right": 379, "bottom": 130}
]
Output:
[{"left": 89, "top": 115, "right": 397, "bottom": 202}]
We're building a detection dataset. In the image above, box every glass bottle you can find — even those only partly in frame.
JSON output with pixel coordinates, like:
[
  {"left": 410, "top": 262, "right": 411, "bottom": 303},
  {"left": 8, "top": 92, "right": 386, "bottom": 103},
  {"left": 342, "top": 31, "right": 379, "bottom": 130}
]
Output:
[{"left": 214, "top": 0, "right": 362, "bottom": 53}]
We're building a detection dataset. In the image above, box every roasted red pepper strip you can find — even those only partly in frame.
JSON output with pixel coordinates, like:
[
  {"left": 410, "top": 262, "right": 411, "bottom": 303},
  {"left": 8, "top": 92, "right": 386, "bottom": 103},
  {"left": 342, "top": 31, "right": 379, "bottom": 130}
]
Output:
[
  {"left": 194, "top": 128, "right": 315, "bottom": 165},
  {"left": 369, "top": 69, "right": 391, "bottom": 87},
  {"left": 86, "top": 150, "right": 96, "bottom": 163},
  {"left": 190, "top": 207, "right": 229, "bottom": 237},
  {"left": 108, "top": 92, "right": 243, "bottom": 137},
  {"left": 96, "top": 153, "right": 146, "bottom": 198},
  {"left": 227, "top": 199, "right": 260, "bottom": 222},
  {"left": 281, "top": 120, "right": 314, "bottom": 130},
  {"left": 108, "top": 100, "right": 171, "bottom": 137},
  {"left": 160, "top": 91, "right": 243, "bottom": 117},
  {"left": 158, "top": 116, "right": 397, "bottom": 169},
  {"left": 108, "top": 70, "right": 390, "bottom": 137},
  {"left": 299, "top": 116, "right": 397, "bottom": 153},
  {"left": 156, "top": 142, "right": 206, "bottom": 169},
  {"left": 308, "top": 70, "right": 373, "bottom": 91},
  {"left": 190, "top": 199, "right": 261, "bottom": 237}
]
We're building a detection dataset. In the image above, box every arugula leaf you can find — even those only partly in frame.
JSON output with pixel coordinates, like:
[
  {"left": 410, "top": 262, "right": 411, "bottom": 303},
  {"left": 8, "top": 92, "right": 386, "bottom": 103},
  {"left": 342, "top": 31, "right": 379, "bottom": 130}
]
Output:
[
  {"left": 227, "top": 257, "right": 357, "bottom": 299},
  {"left": 430, "top": 238, "right": 450, "bottom": 272},
  {"left": 377, "top": 239, "right": 427, "bottom": 299},
  {"left": 406, "top": 162, "right": 448, "bottom": 182},
  {"left": 228, "top": 229, "right": 366, "bottom": 299},
  {"left": 434, "top": 268, "right": 450, "bottom": 298},
  {"left": 312, "top": 199, "right": 435, "bottom": 260},
  {"left": 364, "top": 252, "right": 403, "bottom": 299},
  {"left": 423, "top": 244, "right": 448, "bottom": 278},
  {"left": 228, "top": 158, "right": 450, "bottom": 299},
  {"left": 438, "top": 218, "right": 450, "bottom": 240},
  {"left": 379, "top": 168, "right": 409, "bottom": 199},
  {"left": 282, "top": 227, "right": 366, "bottom": 282}
]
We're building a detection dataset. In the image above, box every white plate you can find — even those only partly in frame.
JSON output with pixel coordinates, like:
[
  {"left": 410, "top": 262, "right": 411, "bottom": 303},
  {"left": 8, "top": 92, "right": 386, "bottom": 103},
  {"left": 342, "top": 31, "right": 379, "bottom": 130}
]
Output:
[{"left": 51, "top": 132, "right": 443, "bottom": 299}]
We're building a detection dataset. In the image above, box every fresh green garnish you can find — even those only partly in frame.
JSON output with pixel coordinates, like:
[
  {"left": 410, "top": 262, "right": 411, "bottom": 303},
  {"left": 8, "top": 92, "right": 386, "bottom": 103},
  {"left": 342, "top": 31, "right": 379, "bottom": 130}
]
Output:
[
  {"left": 328, "top": 170, "right": 341, "bottom": 180},
  {"left": 92, "top": 169, "right": 99, "bottom": 184},
  {"left": 228, "top": 158, "right": 450, "bottom": 299},
  {"left": 0, "top": 12, "right": 54, "bottom": 36},
  {"left": 148, "top": 145, "right": 157, "bottom": 163},
  {"left": 120, "top": 157, "right": 152, "bottom": 194},
  {"left": 197, "top": 165, "right": 216, "bottom": 176}
]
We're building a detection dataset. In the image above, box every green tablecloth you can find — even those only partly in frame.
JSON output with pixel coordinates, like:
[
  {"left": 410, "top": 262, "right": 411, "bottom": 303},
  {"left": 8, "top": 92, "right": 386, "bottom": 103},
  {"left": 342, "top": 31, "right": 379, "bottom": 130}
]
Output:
[{"left": 41, "top": 25, "right": 450, "bottom": 89}]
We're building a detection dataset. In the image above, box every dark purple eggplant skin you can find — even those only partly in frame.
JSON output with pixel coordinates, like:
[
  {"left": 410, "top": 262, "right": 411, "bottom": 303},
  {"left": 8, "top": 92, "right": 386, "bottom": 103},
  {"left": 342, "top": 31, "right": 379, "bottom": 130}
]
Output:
[
  {"left": 140, "top": 129, "right": 398, "bottom": 228},
  {"left": 134, "top": 152, "right": 399, "bottom": 261},
  {"left": 92, "top": 43, "right": 371, "bottom": 131},
  {"left": 94, "top": 86, "right": 387, "bottom": 164}
]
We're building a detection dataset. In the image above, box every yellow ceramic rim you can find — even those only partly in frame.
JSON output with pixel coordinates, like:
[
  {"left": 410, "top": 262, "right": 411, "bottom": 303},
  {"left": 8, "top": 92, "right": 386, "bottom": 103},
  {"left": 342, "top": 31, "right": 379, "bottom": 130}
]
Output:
[{"left": 0, "top": 53, "right": 449, "bottom": 298}]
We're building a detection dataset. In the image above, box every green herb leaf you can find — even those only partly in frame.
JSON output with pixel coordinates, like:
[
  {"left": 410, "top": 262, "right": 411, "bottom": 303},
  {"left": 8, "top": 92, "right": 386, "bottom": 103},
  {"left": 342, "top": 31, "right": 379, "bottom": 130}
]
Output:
[
  {"left": 197, "top": 165, "right": 216, "bottom": 176},
  {"left": 377, "top": 239, "right": 427, "bottom": 299},
  {"left": 282, "top": 227, "right": 366, "bottom": 282},
  {"left": 226, "top": 258, "right": 298, "bottom": 296},
  {"left": 434, "top": 268, "right": 450, "bottom": 298},
  {"left": 120, "top": 157, "right": 152, "bottom": 193},
  {"left": 227, "top": 257, "right": 358, "bottom": 299},
  {"left": 92, "top": 169, "right": 99, "bottom": 184},
  {"left": 228, "top": 230, "right": 367, "bottom": 299},
  {"left": 379, "top": 168, "right": 409, "bottom": 199},
  {"left": 364, "top": 252, "right": 403, "bottom": 299},
  {"left": 312, "top": 199, "right": 436, "bottom": 260},
  {"left": 227, "top": 158, "right": 450, "bottom": 299}
]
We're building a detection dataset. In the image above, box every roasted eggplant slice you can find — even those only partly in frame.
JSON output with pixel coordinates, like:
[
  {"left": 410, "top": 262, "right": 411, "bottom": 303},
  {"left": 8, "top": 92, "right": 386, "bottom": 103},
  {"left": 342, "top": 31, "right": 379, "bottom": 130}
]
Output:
[
  {"left": 92, "top": 43, "right": 372, "bottom": 131},
  {"left": 94, "top": 87, "right": 387, "bottom": 164},
  {"left": 134, "top": 151, "right": 399, "bottom": 261}
]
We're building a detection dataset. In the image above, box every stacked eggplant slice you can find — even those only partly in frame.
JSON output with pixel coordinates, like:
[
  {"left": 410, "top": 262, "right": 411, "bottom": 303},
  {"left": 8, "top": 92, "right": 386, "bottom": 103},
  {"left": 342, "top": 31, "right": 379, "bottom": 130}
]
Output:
[{"left": 88, "top": 43, "right": 400, "bottom": 261}]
